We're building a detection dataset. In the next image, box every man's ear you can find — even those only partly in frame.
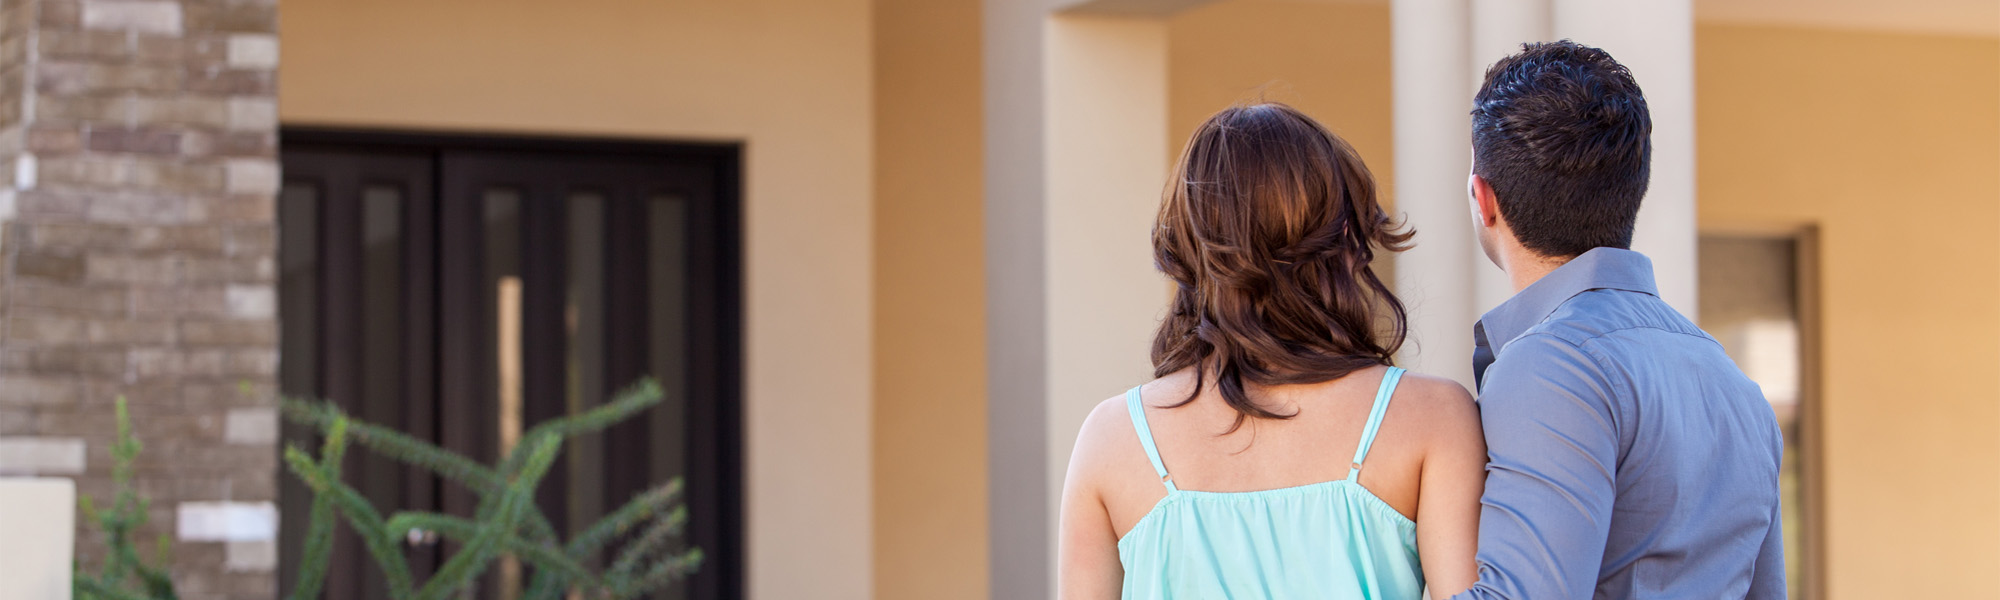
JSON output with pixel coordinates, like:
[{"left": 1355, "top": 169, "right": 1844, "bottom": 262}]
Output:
[{"left": 1468, "top": 173, "right": 1501, "bottom": 227}]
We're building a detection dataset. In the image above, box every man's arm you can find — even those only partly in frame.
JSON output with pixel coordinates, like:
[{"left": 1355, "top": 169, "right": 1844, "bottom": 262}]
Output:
[
  {"left": 1747, "top": 481, "right": 1788, "bottom": 598},
  {"left": 1449, "top": 334, "right": 1622, "bottom": 600}
]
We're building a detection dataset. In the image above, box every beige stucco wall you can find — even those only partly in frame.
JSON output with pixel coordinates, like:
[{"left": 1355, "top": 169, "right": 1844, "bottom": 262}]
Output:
[
  {"left": 871, "top": 0, "right": 990, "bottom": 598},
  {"left": 1168, "top": 1, "right": 1394, "bottom": 211},
  {"left": 278, "top": 0, "right": 876, "bottom": 597},
  {"left": 1696, "top": 24, "right": 2000, "bottom": 598}
]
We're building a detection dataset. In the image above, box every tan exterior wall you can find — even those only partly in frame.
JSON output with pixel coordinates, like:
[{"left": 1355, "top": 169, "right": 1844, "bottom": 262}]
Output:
[
  {"left": 1167, "top": 1, "right": 1395, "bottom": 212},
  {"left": 871, "top": 0, "right": 989, "bottom": 598},
  {"left": 1696, "top": 24, "right": 2000, "bottom": 598},
  {"left": 278, "top": 0, "right": 876, "bottom": 597}
]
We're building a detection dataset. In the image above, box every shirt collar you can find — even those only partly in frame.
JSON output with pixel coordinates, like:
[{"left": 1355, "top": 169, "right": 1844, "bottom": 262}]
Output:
[{"left": 1471, "top": 247, "right": 1660, "bottom": 388}]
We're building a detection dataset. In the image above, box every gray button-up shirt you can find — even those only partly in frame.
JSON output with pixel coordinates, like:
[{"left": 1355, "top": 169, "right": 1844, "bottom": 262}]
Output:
[{"left": 1448, "top": 248, "right": 1787, "bottom": 600}]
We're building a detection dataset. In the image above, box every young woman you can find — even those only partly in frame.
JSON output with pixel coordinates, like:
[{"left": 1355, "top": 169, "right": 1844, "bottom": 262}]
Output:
[{"left": 1058, "top": 103, "right": 1487, "bottom": 599}]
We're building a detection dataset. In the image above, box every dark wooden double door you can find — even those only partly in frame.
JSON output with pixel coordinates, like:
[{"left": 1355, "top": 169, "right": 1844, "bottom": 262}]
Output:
[{"left": 277, "top": 130, "right": 741, "bottom": 599}]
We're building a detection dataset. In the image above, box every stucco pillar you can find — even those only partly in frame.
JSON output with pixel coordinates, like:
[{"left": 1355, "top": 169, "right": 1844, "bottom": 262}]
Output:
[
  {"left": 982, "top": 1, "right": 1058, "bottom": 596},
  {"left": 1042, "top": 7, "right": 1171, "bottom": 570},
  {"left": 985, "top": 2, "right": 1173, "bottom": 598}
]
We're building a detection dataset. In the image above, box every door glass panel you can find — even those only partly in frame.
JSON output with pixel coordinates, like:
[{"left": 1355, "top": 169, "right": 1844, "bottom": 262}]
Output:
[
  {"left": 357, "top": 184, "right": 405, "bottom": 520},
  {"left": 355, "top": 185, "right": 406, "bottom": 595},
  {"left": 278, "top": 182, "right": 320, "bottom": 409},
  {"left": 486, "top": 190, "right": 524, "bottom": 459},
  {"left": 567, "top": 192, "right": 607, "bottom": 537},
  {"left": 650, "top": 195, "right": 689, "bottom": 488}
]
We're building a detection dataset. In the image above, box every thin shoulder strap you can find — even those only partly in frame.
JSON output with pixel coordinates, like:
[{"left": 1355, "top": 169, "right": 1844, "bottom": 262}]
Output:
[
  {"left": 1347, "top": 367, "right": 1406, "bottom": 482},
  {"left": 1125, "top": 386, "right": 1178, "bottom": 493}
]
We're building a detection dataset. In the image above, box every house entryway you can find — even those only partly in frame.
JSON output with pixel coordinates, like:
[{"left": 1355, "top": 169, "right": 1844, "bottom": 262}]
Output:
[{"left": 277, "top": 130, "right": 743, "bottom": 599}]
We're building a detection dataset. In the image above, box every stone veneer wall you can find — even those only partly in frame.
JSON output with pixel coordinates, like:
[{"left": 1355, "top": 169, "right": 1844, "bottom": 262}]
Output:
[{"left": 0, "top": 0, "right": 281, "bottom": 598}]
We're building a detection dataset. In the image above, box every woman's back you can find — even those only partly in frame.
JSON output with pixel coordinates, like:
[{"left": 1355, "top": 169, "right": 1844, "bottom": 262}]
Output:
[
  {"left": 1062, "top": 365, "right": 1482, "bottom": 599},
  {"left": 1056, "top": 103, "right": 1486, "bottom": 599}
]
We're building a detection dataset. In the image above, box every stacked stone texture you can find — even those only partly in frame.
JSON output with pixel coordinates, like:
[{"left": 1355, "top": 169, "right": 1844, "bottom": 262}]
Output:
[{"left": 0, "top": 0, "right": 280, "bottom": 598}]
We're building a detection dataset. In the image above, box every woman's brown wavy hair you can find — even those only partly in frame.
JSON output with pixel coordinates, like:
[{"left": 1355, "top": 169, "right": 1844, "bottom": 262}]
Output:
[{"left": 1151, "top": 103, "right": 1413, "bottom": 433}]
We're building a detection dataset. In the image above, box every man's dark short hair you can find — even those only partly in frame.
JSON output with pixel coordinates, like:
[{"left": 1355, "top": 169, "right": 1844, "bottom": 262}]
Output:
[{"left": 1472, "top": 39, "right": 1651, "bottom": 258}]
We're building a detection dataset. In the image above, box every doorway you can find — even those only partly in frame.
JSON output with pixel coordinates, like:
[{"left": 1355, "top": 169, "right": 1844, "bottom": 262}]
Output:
[{"left": 276, "top": 129, "right": 743, "bottom": 599}]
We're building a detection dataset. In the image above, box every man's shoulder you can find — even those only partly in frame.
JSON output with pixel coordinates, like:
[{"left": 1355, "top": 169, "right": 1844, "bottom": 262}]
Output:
[
  {"left": 1487, "top": 288, "right": 1726, "bottom": 402},
  {"left": 1502, "top": 289, "right": 1769, "bottom": 425},
  {"left": 1525, "top": 288, "right": 1710, "bottom": 348}
]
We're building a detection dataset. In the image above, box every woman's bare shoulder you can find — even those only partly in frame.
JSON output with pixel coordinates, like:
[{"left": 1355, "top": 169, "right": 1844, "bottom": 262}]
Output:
[
  {"left": 1389, "top": 371, "right": 1482, "bottom": 445},
  {"left": 1067, "top": 391, "right": 1145, "bottom": 483},
  {"left": 1076, "top": 392, "right": 1137, "bottom": 447},
  {"left": 1394, "top": 371, "right": 1474, "bottom": 404},
  {"left": 1074, "top": 370, "right": 1202, "bottom": 457}
]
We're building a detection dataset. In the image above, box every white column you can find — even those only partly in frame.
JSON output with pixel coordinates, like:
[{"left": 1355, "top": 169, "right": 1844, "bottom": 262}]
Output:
[
  {"left": 1391, "top": 0, "right": 1477, "bottom": 388},
  {"left": 1553, "top": 0, "right": 1698, "bottom": 317}
]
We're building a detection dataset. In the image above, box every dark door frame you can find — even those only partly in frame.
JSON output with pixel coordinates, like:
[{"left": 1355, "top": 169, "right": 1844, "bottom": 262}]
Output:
[{"left": 278, "top": 127, "right": 745, "bottom": 599}]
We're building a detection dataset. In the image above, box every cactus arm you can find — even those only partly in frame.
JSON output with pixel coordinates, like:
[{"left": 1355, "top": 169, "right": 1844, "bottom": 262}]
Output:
[
  {"left": 386, "top": 512, "right": 595, "bottom": 588},
  {"left": 282, "top": 397, "right": 503, "bottom": 493},
  {"left": 283, "top": 422, "right": 416, "bottom": 600},
  {"left": 564, "top": 478, "right": 682, "bottom": 559},
  {"left": 414, "top": 434, "right": 561, "bottom": 600}
]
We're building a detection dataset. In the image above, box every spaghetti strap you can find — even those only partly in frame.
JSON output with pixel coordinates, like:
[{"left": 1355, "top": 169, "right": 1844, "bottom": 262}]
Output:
[
  {"left": 1347, "top": 367, "right": 1406, "bottom": 482},
  {"left": 1126, "top": 386, "right": 1178, "bottom": 493}
]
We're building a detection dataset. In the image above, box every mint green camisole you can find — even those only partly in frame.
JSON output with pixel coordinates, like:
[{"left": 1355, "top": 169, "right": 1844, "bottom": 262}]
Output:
[{"left": 1117, "top": 367, "right": 1423, "bottom": 599}]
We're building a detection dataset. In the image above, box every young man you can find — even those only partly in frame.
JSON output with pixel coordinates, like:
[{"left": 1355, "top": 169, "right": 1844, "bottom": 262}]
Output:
[{"left": 1448, "top": 41, "right": 1786, "bottom": 599}]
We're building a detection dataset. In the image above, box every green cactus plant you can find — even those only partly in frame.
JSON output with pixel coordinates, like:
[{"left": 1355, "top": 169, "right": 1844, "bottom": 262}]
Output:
[
  {"left": 72, "top": 397, "right": 179, "bottom": 600},
  {"left": 278, "top": 378, "right": 702, "bottom": 600},
  {"left": 73, "top": 379, "right": 701, "bottom": 600}
]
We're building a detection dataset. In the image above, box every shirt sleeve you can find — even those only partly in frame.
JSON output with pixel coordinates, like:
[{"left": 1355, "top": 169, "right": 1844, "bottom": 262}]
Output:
[
  {"left": 1448, "top": 334, "right": 1622, "bottom": 600},
  {"left": 1747, "top": 477, "right": 1789, "bottom": 599}
]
